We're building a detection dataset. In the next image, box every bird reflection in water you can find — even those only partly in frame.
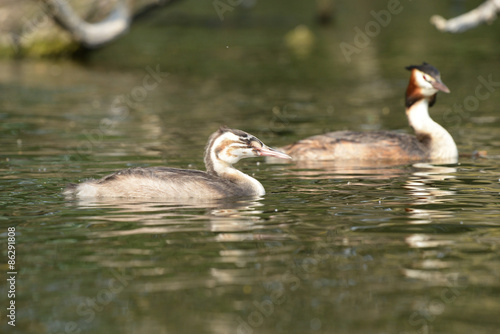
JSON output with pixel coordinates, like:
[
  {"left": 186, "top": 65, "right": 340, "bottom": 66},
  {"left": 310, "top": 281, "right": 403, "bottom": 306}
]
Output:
[
  {"left": 66, "top": 195, "right": 296, "bottom": 245},
  {"left": 402, "top": 163, "right": 469, "bottom": 291},
  {"left": 404, "top": 163, "right": 457, "bottom": 224}
]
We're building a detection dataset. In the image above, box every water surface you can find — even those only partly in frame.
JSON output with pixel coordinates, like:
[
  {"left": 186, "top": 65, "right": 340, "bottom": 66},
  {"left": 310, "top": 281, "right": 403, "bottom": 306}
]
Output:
[{"left": 2, "top": 1, "right": 500, "bottom": 333}]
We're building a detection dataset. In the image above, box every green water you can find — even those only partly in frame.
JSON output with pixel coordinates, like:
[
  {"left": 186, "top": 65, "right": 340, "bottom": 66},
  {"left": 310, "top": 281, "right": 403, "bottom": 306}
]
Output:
[{"left": 2, "top": 1, "right": 500, "bottom": 333}]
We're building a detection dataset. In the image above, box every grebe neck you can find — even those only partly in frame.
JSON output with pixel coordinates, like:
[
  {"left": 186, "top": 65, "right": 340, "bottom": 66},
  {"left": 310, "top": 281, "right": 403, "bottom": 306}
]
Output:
[
  {"left": 406, "top": 97, "right": 458, "bottom": 161},
  {"left": 205, "top": 144, "right": 265, "bottom": 196}
]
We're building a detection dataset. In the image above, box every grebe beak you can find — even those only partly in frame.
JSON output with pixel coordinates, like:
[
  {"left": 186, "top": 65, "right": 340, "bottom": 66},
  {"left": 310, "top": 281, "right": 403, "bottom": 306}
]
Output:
[
  {"left": 257, "top": 145, "right": 292, "bottom": 160},
  {"left": 432, "top": 80, "right": 450, "bottom": 93}
]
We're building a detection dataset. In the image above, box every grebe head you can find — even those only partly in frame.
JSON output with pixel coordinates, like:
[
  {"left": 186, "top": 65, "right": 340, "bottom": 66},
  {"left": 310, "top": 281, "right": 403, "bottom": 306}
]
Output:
[
  {"left": 204, "top": 127, "right": 291, "bottom": 173},
  {"left": 405, "top": 62, "right": 449, "bottom": 107}
]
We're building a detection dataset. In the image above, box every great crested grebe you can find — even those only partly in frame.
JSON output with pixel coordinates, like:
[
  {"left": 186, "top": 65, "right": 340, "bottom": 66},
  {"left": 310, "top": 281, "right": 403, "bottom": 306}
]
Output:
[
  {"left": 64, "top": 127, "right": 291, "bottom": 199},
  {"left": 280, "top": 63, "right": 458, "bottom": 163}
]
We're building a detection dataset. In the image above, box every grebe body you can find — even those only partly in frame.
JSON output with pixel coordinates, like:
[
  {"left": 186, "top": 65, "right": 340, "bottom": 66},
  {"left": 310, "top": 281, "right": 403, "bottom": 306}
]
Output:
[
  {"left": 282, "top": 130, "right": 428, "bottom": 162},
  {"left": 281, "top": 63, "right": 458, "bottom": 163},
  {"left": 64, "top": 127, "right": 291, "bottom": 199}
]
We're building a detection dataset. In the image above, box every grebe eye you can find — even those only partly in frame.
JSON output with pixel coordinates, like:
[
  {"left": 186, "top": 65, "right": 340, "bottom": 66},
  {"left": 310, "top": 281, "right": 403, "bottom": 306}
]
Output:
[{"left": 249, "top": 139, "right": 262, "bottom": 148}]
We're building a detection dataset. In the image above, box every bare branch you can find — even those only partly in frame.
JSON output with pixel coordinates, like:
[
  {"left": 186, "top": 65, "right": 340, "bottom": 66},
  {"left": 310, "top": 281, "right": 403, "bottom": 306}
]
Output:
[
  {"left": 430, "top": 0, "right": 500, "bottom": 33},
  {"left": 40, "top": 0, "right": 131, "bottom": 48}
]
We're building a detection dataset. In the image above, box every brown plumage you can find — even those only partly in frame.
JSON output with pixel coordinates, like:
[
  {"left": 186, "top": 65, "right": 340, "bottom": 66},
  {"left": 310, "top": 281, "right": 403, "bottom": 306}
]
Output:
[
  {"left": 281, "top": 63, "right": 457, "bottom": 163},
  {"left": 63, "top": 127, "right": 291, "bottom": 199},
  {"left": 282, "top": 130, "right": 428, "bottom": 162}
]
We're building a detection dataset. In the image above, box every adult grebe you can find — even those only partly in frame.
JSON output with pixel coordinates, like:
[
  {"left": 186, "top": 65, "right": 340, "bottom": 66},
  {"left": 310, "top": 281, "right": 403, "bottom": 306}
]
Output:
[
  {"left": 64, "top": 127, "right": 291, "bottom": 199},
  {"left": 280, "top": 63, "right": 458, "bottom": 163}
]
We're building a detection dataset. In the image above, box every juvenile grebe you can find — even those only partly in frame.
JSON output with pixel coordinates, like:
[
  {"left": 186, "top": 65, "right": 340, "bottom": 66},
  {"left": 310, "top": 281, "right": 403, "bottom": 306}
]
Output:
[
  {"left": 280, "top": 63, "right": 458, "bottom": 163},
  {"left": 64, "top": 127, "right": 291, "bottom": 199}
]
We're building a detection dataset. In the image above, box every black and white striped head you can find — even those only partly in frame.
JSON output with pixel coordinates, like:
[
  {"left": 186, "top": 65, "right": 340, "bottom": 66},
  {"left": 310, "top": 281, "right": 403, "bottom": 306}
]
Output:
[{"left": 204, "top": 127, "right": 291, "bottom": 173}]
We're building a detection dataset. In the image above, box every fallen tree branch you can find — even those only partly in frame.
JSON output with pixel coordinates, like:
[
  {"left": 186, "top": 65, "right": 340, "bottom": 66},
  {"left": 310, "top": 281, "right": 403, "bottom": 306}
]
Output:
[
  {"left": 40, "top": 0, "right": 131, "bottom": 48},
  {"left": 39, "top": 0, "right": 181, "bottom": 49},
  {"left": 430, "top": 0, "right": 500, "bottom": 33}
]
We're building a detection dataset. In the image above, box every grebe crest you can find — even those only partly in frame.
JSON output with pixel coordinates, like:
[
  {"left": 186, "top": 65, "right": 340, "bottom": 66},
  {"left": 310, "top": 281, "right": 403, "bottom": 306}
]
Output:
[{"left": 405, "top": 62, "right": 450, "bottom": 107}]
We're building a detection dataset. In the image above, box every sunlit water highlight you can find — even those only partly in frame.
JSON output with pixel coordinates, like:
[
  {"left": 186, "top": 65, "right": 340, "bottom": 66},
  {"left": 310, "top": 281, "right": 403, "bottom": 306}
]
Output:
[{"left": 2, "top": 2, "right": 500, "bottom": 333}]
